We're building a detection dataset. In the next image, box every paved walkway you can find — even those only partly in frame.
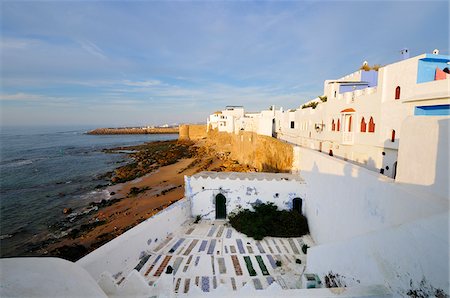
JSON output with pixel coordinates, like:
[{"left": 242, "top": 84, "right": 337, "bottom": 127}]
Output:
[{"left": 122, "top": 220, "right": 314, "bottom": 294}]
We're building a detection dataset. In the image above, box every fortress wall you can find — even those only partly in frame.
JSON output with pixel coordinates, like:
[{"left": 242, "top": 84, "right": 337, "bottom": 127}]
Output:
[
  {"left": 206, "top": 130, "right": 294, "bottom": 172},
  {"left": 178, "top": 124, "right": 207, "bottom": 141},
  {"left": 77, "top": 199, "right": 191, "bottom": 281}
]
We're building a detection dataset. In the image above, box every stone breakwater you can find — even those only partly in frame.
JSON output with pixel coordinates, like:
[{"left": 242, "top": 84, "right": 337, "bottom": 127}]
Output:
[{"left": 87, "top": 127, "right": 179, "bottom": 135}]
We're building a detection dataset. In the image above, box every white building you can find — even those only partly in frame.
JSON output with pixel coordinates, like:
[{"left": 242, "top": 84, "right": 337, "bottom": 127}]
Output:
[
  {"left": 277, "top": 51, "right": 450, "bottom": 178},
  {"left": 208, "top": 105, "right": 284, "bottom": 137},
  {"left": 207, "top": 106, "right": 245, "bottom": 133}
]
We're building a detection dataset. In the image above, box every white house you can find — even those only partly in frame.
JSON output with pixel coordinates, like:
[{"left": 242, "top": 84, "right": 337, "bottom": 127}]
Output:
[
  {"left": 207, "top": 106, "right": 245, "bottom": 133},
  {"left": 277, "top": 50, "right": 450, "bottom": 178}
]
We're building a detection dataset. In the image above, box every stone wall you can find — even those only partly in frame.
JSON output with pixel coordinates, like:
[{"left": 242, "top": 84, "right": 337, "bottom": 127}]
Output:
[
  {"left": 206, "top": 129, "right": 294, "bottom": 172},
  {"left": 178, "top": 124, "right": 207, "bottom": 140}
]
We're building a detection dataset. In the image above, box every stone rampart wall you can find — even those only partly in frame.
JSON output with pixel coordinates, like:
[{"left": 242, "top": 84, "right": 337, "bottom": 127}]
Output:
[
  {"left": 178, "top": 124, "right": 207, "bottom": 140},
  {"left": 206, "top": 130, "right": 294, "bottom": 172}
]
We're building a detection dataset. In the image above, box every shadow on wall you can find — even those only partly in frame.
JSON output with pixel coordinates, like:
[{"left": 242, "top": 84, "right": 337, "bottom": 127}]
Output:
[{"left": 300, "top": 139, "right": 448, "bottom": 296}]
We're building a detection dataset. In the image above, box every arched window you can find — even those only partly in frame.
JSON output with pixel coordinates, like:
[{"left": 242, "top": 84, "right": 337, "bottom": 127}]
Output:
[
  {"left": 391, "top": 129, "right": 396, "bottom": 142},
  {"left": 215, "top": 194, "right": 227, "bottom": 219},
  {"left": 360, "top": 117, "right": 367, "bottom": 132},
  {"left": 348, "top": 116, "right": 352, "bottom": 132},
  {"left": 368, "top": 117, "right": 375, "bottom": 133},
  {"left": 331, "top": 119, "right": 335, "bottom": 131},
  {"left": 395, "top": 86, "right": 401, "bottom": 100},
  {"left": 337, "top": 119, "right": 340, "bottom": 131}
]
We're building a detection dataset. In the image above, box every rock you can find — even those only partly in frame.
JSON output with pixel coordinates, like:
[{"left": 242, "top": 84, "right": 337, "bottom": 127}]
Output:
[{"left": 63, "top": 208, "right": 72, "bottom": 214}]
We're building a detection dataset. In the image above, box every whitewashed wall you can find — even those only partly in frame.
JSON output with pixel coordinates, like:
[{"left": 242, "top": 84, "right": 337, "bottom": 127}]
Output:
[
  {"left": 77, "top": 198, "right": 191, "bottom": 281},
  {"left": 307, "top": 212, "right": 449, "bottom": 296},
  {"left": 297, "top": 146, "right": 446, "bottom": 245},
  {"left": 396, "top": 116, "right": 449, "bottom": 199},
  {"left": 185, "top": 172, "right": 306, "bottom": 220},
  {"left": 295, "top": 117, "right": 449, "bottom": 296}
]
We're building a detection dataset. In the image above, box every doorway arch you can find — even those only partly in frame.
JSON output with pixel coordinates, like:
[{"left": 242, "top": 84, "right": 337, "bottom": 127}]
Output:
[
  {"left": 215, "top": 194, "right": 227, "bottom": 219},
  {"left": 292, "top": 197, "right": 303, "bottom": 214}
]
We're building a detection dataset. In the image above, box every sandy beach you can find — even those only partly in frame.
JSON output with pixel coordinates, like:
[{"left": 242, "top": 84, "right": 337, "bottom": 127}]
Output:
[{"left": 42, "top": 139, "right": 257, "bottom": 260}]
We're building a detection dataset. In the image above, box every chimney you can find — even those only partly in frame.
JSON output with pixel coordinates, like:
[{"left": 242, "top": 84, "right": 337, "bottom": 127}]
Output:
[{"left": 400, "top": 48, "right": 409, "bottom": 60}]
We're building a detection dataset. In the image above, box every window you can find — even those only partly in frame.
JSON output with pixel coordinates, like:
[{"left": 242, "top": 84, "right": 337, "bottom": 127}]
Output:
[
  {"left": 331, "top": 119, "right": 335, "bottom": 131},
  {"left": 290, "top": 121, "right": 295, "bottom": 129},
  {"left": 348, "top": 116, "right": 352, "bottom": 132},
  {"left": 395, "top": 86, "right": 401, "bottom": 100},
  {"left": 368, "top": 117, "right": 375, "bottom": 132},
  {"left": 334, "top": 91, "right": 337, "bottom": 98},
  {"left": 391, "top": 130, "right": 395, "bottom": 142},
  {"left": 337, "top": 119, "right": 340, "bottom": 131},
  {"left": 360, "top": 117, "right": 367, "bottom": 132}
]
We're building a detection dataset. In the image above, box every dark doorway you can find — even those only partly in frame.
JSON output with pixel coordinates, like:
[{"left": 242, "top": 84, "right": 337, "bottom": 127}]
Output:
[
  {"left": 292, "top": 197, "right": 302, "bottom": 213},
  {"left": 215, "top": 194, "right": 227, "bottom": 219}
]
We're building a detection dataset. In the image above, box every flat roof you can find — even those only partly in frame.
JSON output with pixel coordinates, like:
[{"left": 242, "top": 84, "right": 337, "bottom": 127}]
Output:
[
  {"left": 327, "top": 81, "right": 369, "bottom": 85},
  {"left": 191, "top": 171, "right": 304, "bottom": 182}
]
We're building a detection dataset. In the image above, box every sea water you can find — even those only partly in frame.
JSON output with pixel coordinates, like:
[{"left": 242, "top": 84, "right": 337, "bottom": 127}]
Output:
[{"left": 0, "top": 126, "right": 177, "bottom": 257}]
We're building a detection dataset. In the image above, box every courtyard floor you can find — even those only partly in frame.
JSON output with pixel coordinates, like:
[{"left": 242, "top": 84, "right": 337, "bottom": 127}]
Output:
[{"left": 118, "top": 219, "right": 315, "bottom": 295}]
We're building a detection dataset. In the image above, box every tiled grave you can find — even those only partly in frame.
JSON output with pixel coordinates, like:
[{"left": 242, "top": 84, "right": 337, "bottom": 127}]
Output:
[{"left": 132, "top": 220, "right": 314, "bottom": 295}]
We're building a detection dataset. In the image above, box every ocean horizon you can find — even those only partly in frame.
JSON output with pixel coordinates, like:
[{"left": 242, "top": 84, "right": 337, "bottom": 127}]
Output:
[{"left": 0, "top": 125, "right": 177, "bottom": 257}]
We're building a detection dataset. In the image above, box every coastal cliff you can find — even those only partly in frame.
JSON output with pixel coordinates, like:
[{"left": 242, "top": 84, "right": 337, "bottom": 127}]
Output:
[{"left": 87, "top": 127, "right": 178, "bottom": 135}]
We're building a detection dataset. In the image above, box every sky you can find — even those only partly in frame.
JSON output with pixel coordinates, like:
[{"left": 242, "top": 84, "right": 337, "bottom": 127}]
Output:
[{"left": 1, "top": 1, "right": 448, "bottom": 127}]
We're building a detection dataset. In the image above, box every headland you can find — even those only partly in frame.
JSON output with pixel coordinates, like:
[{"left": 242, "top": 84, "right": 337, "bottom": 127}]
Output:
[{"left": 87, "top": 126, "right": 179, "bottom": 135}]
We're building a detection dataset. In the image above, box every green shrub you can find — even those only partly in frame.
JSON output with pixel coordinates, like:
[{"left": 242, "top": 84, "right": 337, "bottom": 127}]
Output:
[{"left": 228, "top": 202, "right": 309, "bottom": 240}]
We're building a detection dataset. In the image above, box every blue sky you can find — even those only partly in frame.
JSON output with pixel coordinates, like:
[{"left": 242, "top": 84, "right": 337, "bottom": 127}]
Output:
[{"left": 1, "top": 1, "right": 448, "bottom": 127}]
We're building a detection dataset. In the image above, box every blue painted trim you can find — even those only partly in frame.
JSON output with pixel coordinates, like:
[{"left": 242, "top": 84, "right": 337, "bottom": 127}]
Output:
[
  {"left": 417, "top": 55, "right": 450, "bottom": 84},
  {"left": 414, "top": 104, "right": 450, "bottom": 116}
]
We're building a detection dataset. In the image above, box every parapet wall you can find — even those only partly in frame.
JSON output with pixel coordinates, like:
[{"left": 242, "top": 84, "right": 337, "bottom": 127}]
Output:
[
  {"left": 206, "top": 129, "right": 294, "bottom": 172},
  {"left": 178, "top": 124, "right": 207, "bottom": 140},
  {"left": 77, "top": 199, "right": 191, "bottom": 281}
]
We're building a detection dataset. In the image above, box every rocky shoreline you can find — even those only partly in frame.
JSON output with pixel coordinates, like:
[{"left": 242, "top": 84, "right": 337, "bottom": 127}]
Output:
[{"left": 31, "top": 138, "right": 258, "bottom": 261}]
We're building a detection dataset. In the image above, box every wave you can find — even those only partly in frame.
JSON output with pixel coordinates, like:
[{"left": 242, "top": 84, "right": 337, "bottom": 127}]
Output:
[
  {"left": 80, "top": 189, "right": 111, "bottom": 202},
  {"left": 0, "top": 234, "right": 13, "bottom": 240},
  {"left": 0, "top": 158, "right": 34, "bottom": 168}
]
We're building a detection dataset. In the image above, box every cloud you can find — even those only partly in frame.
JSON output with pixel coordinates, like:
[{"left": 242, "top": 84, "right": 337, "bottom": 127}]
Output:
[
  {"left": 0, "top": 92, "right": 43, "bottom": 101},
  {"left": 77, "top": 39, "right": 107, "bottom": 60},
  {"left": 0, "top": 38, "right": 35, "bottom": 49},
  {"left": 122, "top": 80, "right": 163, "bottom": 87}
]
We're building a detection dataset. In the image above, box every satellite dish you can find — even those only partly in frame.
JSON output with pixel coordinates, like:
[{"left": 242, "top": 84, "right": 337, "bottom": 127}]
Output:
[{"left": 433, "top": 49, "right": 440, "bottom": 55}]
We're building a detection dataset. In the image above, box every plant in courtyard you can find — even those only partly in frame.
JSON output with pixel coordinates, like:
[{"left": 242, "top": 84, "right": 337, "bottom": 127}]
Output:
[{"left": 228, "top": 202, "right": 309, "bottom": 240}]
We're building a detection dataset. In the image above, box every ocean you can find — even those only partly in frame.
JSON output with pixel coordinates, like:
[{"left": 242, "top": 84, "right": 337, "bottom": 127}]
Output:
[{"left": 0, "top": 126, "right": 177, "bottom": 257}]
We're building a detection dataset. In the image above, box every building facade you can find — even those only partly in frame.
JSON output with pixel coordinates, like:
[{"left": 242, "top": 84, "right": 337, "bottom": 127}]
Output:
[{"left": 208, "top": 51, "right": 449, "bottom": 178}]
